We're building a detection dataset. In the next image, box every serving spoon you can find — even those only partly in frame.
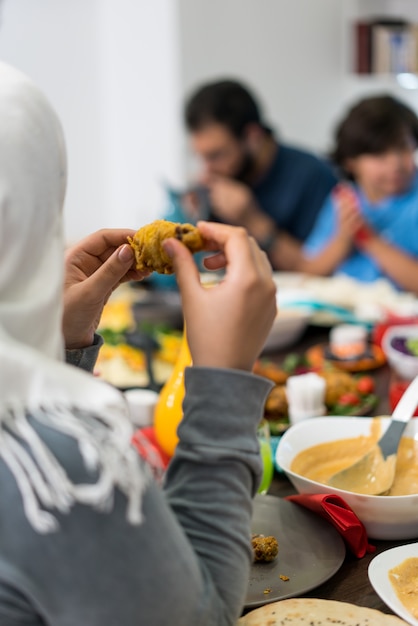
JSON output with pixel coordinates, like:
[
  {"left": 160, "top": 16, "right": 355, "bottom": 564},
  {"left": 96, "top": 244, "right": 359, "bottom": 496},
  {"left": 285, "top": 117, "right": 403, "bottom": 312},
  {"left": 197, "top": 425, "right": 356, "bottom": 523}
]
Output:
[{"left": 328, "top": 373, "right": 418, "bottom": 495}]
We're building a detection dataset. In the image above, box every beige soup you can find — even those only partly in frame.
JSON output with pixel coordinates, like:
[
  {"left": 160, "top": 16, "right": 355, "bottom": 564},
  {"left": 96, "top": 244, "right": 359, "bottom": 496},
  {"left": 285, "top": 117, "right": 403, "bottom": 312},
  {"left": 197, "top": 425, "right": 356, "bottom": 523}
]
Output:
[{"left": 290, "top": 418, "right": 418, "bottom": 496}]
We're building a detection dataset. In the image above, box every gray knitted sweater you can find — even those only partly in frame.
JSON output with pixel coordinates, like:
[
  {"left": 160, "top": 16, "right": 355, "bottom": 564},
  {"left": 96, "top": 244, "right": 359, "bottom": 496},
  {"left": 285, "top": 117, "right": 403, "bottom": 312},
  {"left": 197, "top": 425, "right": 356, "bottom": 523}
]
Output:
[{"left": 0, "top": 338, "right": 272, "bottom": 625}]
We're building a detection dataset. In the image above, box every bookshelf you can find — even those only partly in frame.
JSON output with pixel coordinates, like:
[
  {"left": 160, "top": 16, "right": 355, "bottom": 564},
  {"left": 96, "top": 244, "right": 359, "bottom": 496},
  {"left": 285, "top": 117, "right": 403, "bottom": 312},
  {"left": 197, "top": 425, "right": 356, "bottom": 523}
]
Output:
[
  {"left": 346, "top": 0, "right": 418, "bottom": 80},
  {"left": 354, "top": 17, "right": 418, "bottom": 76},
  {"left": 339, "top": 0, "right": 418, "bottom": 121}
]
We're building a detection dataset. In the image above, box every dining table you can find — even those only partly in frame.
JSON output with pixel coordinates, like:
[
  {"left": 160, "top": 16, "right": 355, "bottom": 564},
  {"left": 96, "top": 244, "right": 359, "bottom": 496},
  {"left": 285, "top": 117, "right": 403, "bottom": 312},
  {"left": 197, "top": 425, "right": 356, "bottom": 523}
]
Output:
[
  {"left": 108, "top": 283, "right": 417, "bottom": 620},
  {"left": 257, "top": 322, "right": 417, "bottom": 618}
]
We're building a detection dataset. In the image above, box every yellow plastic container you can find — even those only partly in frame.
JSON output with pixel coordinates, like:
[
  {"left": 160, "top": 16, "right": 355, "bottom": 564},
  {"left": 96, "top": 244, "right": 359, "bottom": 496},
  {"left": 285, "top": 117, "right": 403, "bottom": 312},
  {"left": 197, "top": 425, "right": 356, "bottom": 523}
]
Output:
[{"left": 154, "top": 330, "right": 192, "bottom": 457}]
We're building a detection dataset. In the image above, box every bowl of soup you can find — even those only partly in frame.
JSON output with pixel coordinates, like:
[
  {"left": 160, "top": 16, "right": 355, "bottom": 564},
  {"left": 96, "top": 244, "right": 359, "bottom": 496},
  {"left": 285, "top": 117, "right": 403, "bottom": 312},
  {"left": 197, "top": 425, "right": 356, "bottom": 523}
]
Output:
[{"left": 276, "top": 416, "right": 418, "bottom": 540}]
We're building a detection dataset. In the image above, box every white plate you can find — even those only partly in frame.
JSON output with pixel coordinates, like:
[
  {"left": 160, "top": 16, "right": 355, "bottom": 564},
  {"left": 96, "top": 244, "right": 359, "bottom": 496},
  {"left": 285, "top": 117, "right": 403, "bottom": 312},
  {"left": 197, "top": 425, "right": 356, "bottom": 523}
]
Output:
[{"left": 368, "top": 543, "right": 418, "bottom": 625}]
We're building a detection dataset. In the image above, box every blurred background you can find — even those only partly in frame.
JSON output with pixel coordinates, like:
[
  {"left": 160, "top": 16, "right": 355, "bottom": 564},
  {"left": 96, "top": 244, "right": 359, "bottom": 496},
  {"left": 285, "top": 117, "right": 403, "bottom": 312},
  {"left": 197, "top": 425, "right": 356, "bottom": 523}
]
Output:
[{"left": 1, "top": 0, "right": 417, "bottom": 243}]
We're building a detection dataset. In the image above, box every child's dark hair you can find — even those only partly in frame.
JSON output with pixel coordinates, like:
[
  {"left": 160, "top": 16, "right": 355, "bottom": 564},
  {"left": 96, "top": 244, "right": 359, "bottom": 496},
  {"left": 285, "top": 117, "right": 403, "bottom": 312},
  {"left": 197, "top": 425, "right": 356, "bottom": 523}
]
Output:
[
  {"left": 332, "top": 95, "right": 418, "bottom": 178},
  {"left": 184, "top": 79, "right": 273, "bottom": 138}
]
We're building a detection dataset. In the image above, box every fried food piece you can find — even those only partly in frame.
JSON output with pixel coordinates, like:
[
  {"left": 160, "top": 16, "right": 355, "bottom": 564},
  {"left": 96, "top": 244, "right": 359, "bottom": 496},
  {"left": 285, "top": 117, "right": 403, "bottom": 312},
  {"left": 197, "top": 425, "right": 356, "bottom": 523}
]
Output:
[
  {"left": 253, "top": 360, "right": 289, "bottom": 385},
  {"left": 318, "top": 370, "right": 357, "bottom": 406},
  {"left": 264, "top": 385, "right": 288, "bottom": 417},
  {"left": 128, "top": 219, "right": 204, "bottom": 274},
  {"left": 251, "top": 534, "right": 279, "bottom": 563}
]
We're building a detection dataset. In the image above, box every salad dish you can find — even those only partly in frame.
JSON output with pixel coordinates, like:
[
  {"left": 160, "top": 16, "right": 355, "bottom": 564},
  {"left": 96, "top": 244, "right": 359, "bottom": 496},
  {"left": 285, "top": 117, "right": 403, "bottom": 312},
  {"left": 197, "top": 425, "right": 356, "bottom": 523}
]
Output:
[{"left": 254, "top": 357, "right": 378, "bottom": 435}]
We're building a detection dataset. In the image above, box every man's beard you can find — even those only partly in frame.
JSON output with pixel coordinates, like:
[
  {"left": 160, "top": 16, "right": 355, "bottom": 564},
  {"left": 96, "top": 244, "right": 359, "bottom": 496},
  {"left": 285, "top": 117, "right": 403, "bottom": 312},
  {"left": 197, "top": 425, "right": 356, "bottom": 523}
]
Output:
[{"left": 234, "top": 151, "right": 257, "bottom": 183}]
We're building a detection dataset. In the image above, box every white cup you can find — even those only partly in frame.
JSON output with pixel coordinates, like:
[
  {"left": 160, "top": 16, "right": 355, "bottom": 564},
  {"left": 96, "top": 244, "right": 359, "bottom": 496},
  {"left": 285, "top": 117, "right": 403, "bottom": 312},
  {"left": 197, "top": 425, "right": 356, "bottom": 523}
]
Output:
[
  {"left": 329, "top": 323, "right": 367, "bottom": 359},
  {"left": 286, "top": 373, "right": 326, "bottom": 426},
  {"left": 124, "top": 389, "right": 159, "bottom": 428}
]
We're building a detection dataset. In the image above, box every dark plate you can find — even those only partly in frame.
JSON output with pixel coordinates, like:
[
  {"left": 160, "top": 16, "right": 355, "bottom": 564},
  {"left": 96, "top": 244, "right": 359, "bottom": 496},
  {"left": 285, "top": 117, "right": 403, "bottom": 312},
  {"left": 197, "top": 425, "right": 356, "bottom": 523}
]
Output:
[{"left": 245, "top": 495, "right": 346, "bottom": 609}]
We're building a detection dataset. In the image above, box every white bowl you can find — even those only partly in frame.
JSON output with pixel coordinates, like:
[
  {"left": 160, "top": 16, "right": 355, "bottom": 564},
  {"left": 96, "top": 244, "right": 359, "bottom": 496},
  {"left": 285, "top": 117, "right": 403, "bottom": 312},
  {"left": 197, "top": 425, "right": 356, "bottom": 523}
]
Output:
[
  {"left": 263, "top": 308, "right": 311, "bottom": 352},
  {"left": 276, "top": 416, "right": 418, "bottom": 540},
  {"left": 382, "top": 324, "right": 418, "bottom": 381}
]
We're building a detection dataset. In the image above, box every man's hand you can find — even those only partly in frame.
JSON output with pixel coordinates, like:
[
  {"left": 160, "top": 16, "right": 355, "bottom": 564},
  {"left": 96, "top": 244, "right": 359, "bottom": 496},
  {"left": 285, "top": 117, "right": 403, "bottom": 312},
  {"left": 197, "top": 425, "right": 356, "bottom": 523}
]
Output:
[
  {"left": 63, "top": 228, "right": 149, "bottom": 349},
  {"left": 206, "top": 176, "right": 257, "bottom": 224}
]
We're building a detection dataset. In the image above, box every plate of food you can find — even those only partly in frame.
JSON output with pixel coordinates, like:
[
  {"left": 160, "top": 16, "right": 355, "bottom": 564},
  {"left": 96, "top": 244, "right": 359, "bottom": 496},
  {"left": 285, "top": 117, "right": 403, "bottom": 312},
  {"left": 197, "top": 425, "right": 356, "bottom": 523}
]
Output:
[
  {"left": 245, "top": 495, "right": 345, "bottom": 609},
  {"left": 368, "top": 543, "right": 418, "bottom": 626},
  {"left": 95, "top": 295, "right": 182, "bottom": 390}
]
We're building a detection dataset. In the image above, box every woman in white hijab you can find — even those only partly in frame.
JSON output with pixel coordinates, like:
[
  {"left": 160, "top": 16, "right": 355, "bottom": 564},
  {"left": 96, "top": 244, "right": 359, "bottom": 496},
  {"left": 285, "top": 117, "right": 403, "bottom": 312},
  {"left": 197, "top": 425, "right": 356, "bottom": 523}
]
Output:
[{"left": 0, "top": 61, "right": 276, "bottom": 625}]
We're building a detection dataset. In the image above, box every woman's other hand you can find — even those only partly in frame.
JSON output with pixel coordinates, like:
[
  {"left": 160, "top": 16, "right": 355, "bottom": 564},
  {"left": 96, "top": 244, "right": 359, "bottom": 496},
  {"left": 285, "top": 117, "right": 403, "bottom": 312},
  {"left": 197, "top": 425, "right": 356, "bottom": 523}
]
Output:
[
  {"left": 63, "top": 228, "right": 149, "bottom": 349},
  {"left": 163, "top": 221, "right": 277, "bottom": 371}
]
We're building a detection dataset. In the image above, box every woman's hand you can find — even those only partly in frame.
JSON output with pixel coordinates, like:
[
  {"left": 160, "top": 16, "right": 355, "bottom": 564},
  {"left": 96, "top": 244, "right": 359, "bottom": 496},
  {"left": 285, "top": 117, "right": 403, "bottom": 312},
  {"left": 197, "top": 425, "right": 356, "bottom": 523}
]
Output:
[
  {"left": 163, "top": 221, "right": 277, "bottom": 371},
  {"left": 63, "top": 228, "right": 149, "bottom": 349}
]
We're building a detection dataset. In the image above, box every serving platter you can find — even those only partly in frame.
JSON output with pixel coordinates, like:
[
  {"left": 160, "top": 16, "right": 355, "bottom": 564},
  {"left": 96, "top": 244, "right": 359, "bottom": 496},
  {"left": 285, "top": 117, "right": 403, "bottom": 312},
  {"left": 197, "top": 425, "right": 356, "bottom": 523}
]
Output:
[
  {"left": 245, "top": 495, "right": 345, "bottom": 609},
  {"left": 368, "top": 543, "right": 418, "bottom": 626},
  {"left": 306, "top": 343, "right": 386, "bottom": 372},
  {"left": 273, "top": 273, "right": 418, "bottom": 327}
]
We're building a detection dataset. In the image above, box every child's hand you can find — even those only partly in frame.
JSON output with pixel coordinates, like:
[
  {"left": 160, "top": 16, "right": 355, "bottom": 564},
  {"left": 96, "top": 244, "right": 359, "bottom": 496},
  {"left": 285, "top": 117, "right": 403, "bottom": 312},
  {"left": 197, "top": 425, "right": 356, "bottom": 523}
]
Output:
[
  {"left": 333, "top": 184, "right": 376, "bottom": 241},
  {"left": 333, "top": 184, "right": 376, "bottom": 248},
  {"left": 333, "top": 184, "right": 364, "bottom": 241}
]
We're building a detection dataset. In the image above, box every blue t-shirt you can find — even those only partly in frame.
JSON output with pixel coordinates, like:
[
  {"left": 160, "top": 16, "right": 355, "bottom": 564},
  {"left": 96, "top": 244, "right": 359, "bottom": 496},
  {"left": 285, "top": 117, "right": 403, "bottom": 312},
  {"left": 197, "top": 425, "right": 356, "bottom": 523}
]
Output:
[
  {"left": 304, "top": 171, "right": 418, "bottom": 287},
  {"left": 252, "top": 144, "right": 337, "bottom": 241}
]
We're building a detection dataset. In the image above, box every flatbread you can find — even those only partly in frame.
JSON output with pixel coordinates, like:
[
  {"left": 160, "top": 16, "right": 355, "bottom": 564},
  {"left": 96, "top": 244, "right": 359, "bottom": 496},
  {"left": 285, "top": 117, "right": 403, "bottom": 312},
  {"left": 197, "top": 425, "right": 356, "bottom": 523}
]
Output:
[
  {"left": 238, "top": 598, "right": 408, "bottom": 625},
  {"left": 128, "top": 219, "right": 204, "bottom": 274}
]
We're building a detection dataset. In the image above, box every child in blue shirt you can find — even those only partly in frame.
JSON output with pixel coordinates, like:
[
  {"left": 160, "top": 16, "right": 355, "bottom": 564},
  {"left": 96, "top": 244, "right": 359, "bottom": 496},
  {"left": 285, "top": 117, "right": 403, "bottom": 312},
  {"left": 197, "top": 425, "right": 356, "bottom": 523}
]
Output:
[{"left": 299, "top": 95, "right": 418, "bottom": 293}]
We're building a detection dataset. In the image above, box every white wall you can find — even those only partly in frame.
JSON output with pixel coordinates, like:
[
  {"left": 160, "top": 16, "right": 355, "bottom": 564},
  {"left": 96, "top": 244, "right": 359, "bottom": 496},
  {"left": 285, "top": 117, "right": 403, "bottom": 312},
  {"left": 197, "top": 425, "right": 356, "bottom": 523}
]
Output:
[
  {"left": 0, "top": 0, "right": 417, "bottom": 242},
  {"left": 0, "top": 0, "right": 182, "bottom": 242},
  {"left": 0, "top": 0, "right": 107, "bottom": 241},
  {"left": 98, "top": 0, "right": 183, "bottom": 235},
  {"left": 178, "top": 0, "right": 345, "bottom": 160}
]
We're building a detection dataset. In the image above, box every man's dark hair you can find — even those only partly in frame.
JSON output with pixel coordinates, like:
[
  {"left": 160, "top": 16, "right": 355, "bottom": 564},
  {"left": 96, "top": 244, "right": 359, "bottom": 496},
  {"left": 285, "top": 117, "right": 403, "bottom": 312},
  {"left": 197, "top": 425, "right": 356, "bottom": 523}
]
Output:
[
  {"left": 184, "top": 79, "right": 272, "bottom": 138},
  {"left": 332, "top": 94, "right": 418, "bottom": 177}
]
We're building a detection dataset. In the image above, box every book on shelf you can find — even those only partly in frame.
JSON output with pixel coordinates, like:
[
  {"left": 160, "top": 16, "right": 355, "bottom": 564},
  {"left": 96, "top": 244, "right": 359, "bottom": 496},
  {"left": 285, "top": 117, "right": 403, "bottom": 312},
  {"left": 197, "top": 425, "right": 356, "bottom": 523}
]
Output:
[
  {"left": 354, "top": 21, "right": 372, "bottom": 73},
  {"left": 354, "top": 17, "right": 418, "bottom": 75},
  {"left": 411, "top": 24, "right": 418, "bottom": 75}
]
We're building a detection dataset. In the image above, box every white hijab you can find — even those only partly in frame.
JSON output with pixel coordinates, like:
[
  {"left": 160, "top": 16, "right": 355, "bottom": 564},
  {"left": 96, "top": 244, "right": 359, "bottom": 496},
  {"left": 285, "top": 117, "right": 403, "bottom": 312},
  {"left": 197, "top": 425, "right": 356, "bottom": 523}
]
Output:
[{"left": 0, "top": 61, "right": 147, "bottom": 533}]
